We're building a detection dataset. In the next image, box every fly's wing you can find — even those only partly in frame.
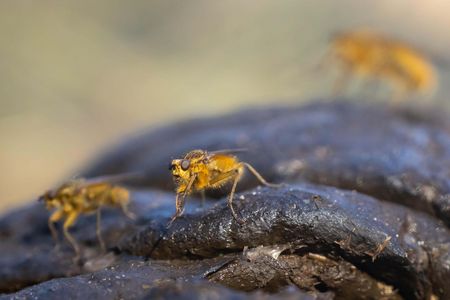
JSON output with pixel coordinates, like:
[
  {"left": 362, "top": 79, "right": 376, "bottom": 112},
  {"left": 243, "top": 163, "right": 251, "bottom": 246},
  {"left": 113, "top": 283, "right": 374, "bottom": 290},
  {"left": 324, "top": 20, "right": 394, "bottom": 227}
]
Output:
[
  {"left": 43, "top": 179, "right": 84, "bottom": 199},
  {"left": 208, "top": 148, "right": 248, "bottom": 156},
  {"left": 76, "top": 172, "right": 145, "bottom": 186},
  {"left": 44, "top": 172, "right": 141, "bottom": 202}
]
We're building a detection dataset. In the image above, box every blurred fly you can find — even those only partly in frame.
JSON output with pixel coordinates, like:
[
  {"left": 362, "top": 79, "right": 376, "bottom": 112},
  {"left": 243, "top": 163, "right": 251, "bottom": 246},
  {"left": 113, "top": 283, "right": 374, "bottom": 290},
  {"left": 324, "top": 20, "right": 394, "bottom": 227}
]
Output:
[
  {"left": 323, "top": 29, "right": 437, "bottom": 102},
  {"left": 39, "top": 173, "right": 137, "bottom": 260}
]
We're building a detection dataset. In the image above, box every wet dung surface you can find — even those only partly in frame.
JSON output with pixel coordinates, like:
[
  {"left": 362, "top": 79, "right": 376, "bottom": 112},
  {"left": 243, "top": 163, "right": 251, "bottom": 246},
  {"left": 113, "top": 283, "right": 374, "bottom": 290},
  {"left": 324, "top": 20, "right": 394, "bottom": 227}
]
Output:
[
  {"left": 83, "top": 102, "right": 450, "bottom": 227},
  {"left": 1, "top": 102, "right": 449, "bottom": 299}
]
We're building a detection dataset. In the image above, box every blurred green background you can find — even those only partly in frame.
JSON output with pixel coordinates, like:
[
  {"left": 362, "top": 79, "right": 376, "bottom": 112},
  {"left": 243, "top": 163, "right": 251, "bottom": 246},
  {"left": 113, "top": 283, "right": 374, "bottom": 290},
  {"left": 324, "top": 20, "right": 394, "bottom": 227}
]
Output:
[{"left": 1, "top": 0, "right": 450, "bottom": 212}]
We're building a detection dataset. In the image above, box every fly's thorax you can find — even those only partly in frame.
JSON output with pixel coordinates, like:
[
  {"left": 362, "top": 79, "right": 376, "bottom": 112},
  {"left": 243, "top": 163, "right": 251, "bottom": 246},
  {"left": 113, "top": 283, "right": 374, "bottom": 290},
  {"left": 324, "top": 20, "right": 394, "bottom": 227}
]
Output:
[
  {"left": 332, "top": 33, "right": 368, "bottom": 61},
  {"left": 331, "top": 31, "right": 387, "bottom": 73},
  {"left": 190, "top": 160, "right": 208, "bottom": 174}
]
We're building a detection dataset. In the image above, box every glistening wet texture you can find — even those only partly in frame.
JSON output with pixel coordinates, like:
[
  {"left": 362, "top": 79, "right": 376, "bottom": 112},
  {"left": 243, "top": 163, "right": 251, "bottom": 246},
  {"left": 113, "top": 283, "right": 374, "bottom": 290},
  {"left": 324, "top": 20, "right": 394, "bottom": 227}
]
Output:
[
  {"left": 208, "top": 250, "right": 401, "bottom": 299},
  {"left": 82, "top": 102, "right": 450, "bottom": 227},
  {"left": 2, "top": 183, "right": 447, "bottom": 299},
  {"left": 119, "top": 184, "right": 450, "bottom": 299},
  {"left": 1, "top": 255, "right": 336, "bottom": 300},
  {"left": 1, "top": 102, "right": 449, "bottom": 299}
]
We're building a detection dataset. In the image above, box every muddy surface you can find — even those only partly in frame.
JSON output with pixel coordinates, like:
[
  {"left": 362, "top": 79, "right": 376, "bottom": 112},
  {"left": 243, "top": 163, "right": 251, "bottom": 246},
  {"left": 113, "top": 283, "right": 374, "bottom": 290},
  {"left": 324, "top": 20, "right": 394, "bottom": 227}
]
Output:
[
  {"left": 1, "top": 102, "right": 450, "bottom": 299},
  {"left": 119, "top": 184, "right": 450, "bottom": 299},
  {"left": 208, "top": 252, "right": 401, "bottom": 299},
  {"left": 83, "top": 102, "right": 450, "bottom": 227},
  {"left": 3, "top": 255, "right": 334, "bottom": 300}
]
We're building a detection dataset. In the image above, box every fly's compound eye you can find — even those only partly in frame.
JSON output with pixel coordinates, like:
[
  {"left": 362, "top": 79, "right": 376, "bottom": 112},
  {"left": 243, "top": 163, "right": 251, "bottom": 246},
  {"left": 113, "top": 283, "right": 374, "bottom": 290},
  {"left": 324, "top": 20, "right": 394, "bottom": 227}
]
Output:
[{"left": 180, "top": 159, "right": 190, "bottom": 171}]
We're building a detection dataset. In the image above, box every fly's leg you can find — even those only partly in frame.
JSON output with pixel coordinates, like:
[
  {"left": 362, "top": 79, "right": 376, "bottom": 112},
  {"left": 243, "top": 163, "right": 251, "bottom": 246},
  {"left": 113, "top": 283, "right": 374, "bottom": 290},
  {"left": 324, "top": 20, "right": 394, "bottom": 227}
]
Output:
[
  {"left": 120, "top": 202, "right": 136, "bottom": 220},
  {"left": 228, "top": 170, "right": 244, "bottom": 224},
  {"left": 202, "top": 170, "right": 243, "bottom": 222},
  {"left": 63, "top": 212, "right": 81, "bottom": 262},
  {"left": 85, "top": 189, "right": 107, "bottom": 252},
  {"left": 48, "top": 210, "right": 64, "bottom": 249},
  {"left": 208, "top": 165, "right": 275, "bottom": 223},
  {"left": 110, "top": 186, "right": 136, "bottom": 220},
  {"left": 96, "top": 208, "right": 106, "bottom": 253},
  {"left": 168, "top": 175, "right": 196, "bottom": 227},
  {"left": 241, "top": 162, "right": 282, "bottom": 188},
  {"left": 48, "top": 220, "right": 58, "bottom": 246},
  {"left": 168, "top": 193, "right": 186, "bottom": 227},
  {"left": 227, "top": 162, "right": 282, "bottom": 224}
]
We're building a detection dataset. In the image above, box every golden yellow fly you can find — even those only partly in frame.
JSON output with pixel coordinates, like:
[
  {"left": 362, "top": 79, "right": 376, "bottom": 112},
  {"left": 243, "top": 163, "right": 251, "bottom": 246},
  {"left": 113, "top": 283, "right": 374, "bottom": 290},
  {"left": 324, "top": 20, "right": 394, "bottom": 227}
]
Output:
[
  {"left": 169, "top": 149, "right": 280, "bottom": 225},
  {"left": 39, "top": 175, "right": 135, "bottom": 260},
  {"left": 325, "top": 29, "right": 437, "bottom": 102}
]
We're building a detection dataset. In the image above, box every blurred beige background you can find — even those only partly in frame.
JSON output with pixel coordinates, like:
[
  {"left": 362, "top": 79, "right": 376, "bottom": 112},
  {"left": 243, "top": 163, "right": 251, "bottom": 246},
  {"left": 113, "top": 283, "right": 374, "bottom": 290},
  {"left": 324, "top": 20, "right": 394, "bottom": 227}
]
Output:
[{"left": 1, "top": 0, "right": 450, "bottom": 212}]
